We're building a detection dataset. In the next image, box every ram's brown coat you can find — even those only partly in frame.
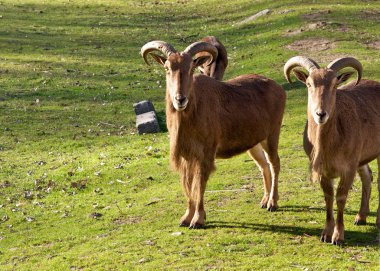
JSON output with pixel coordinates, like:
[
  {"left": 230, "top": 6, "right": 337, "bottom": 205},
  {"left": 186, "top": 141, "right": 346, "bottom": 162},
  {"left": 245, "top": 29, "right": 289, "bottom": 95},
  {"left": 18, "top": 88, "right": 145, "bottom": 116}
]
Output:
[
  {"left": 142, "top": 41, "right": 286, "bottom": 228},
  {"left": 285, "top": 56, "right": 380, "bottom": 245}
]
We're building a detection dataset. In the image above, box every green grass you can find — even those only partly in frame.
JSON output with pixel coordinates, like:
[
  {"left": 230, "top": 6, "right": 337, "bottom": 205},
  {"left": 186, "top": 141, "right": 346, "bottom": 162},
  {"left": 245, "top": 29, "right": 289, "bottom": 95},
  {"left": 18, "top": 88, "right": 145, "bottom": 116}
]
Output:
[{"left": 0, "top": 0, "right": 379, "bottom": 270}]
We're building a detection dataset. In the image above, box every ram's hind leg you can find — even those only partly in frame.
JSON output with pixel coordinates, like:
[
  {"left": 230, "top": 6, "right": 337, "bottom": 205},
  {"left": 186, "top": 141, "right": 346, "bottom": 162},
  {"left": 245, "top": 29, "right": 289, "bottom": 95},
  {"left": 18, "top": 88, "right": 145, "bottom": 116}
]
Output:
[
  {"left": 261, "top": 135, "right": 281, "bottom": 212},
  {"left": 179, "top": 161, "right": 195, "bottom": 227},
  {"left": 355, "top": 164, "right": 372, "bottom": 225},
  {"left": 247, "top": 144, "right": 272, "bottom": 208}
]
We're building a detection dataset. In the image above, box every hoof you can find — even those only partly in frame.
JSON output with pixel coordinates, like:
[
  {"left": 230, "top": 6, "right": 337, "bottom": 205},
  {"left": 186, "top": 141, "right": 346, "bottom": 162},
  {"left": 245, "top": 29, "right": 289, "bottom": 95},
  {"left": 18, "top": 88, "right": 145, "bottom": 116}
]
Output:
[
  {"left": 332, "top": 239, "right": 344, "bottom": 246},
  {"left": 189, "top": 223, "right": 204, "bottom": 229},
  {"left": 267, "top": 205, "right": 278, "bottom": 212},
  {"left": 260, "top": 197, "right": 269, "bottom": 209},
  {"left": 179, "top": 221, "right": 190, "bottom": 227},
  {"left": 354, "top": 219, "right": 366, "bottom": 226},
  {"left": 320, "top": 235, "right": 332, "bottom": 243}
]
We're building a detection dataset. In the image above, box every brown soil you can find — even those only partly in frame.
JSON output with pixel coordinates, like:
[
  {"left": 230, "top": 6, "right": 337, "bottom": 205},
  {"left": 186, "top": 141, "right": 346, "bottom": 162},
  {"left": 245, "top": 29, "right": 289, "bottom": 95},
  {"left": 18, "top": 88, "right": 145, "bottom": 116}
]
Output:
[
  {"left": 284, "top": 22, "right": 326, "bottom": 37},
  {"left": 302, "top": 10, "right": 331, "bottom": 21},
  {"left": 284, "top": 21, "right": 349, "bottom": 37},
  {"left": 286, "top": 38, "right": 336, "bottom": 52},
  {"left": 362, "top": 10, "right": 380, "bottom": 23},
  {"left": 283, "top": 28, "right": 305, "bottom": 37},
  {"left": 367, "top": 40, "right": 380, "bottom": 49}
]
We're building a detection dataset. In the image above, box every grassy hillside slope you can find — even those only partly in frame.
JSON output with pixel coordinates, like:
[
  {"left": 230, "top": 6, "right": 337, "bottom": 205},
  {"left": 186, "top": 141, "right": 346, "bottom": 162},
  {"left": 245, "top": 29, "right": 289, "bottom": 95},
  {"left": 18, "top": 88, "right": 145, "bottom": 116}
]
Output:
[{"left": 0, "top": 0, "right": 379, "bottom": 270}]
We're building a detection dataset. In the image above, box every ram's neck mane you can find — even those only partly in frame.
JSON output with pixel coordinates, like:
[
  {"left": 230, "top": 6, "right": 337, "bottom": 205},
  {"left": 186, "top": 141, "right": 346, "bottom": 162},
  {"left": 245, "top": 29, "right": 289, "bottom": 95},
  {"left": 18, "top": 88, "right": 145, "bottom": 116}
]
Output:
[
  {"left": 165, "top": 91, "right": 196, "bottom": 171},
  {"left": 308, "top": 111, "right": 338, "bottom": 181}
]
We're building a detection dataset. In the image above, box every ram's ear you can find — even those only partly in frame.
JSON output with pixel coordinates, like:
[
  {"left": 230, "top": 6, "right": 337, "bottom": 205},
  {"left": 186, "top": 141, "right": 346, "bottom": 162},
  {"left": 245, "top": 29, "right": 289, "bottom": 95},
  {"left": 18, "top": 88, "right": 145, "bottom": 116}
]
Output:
[
  {"left": 292, "top": 69, "right": 308, "bottom": 84},
  {"left": 336, "top": 71, "right": 354, "bottom": 86},
  {"left": 149, "top": 53, "right": 167, "bottom": 66},
  {"left": 193, "top": 56, "right": 211, "bottom": 68}
]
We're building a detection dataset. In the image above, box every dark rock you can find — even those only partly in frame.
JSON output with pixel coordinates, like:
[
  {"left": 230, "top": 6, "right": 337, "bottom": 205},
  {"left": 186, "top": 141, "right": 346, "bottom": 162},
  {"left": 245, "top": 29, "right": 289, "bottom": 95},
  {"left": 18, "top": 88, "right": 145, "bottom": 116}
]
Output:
[
  {"left": 133, "top": 100, "right": 155, "bottom": 115},
  {"left": 136, "top": 111, "right": 160, "bottom": 134}
]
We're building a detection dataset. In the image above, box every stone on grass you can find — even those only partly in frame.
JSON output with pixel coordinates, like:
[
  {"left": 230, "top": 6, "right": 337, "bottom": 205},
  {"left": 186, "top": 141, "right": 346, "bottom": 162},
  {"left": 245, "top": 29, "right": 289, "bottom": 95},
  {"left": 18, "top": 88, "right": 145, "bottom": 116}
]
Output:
[
  {"left": 133, "top": 100, "right": 156, "bottom": 115},
  {"left": 133, "top": 100, "right": 160, "bottom": 134},
  {"left": 136, "top": 111, "right": 160, "bottom": 134},
  {"left": 235, "top": 9, "right": 271, "bottom": 26}
]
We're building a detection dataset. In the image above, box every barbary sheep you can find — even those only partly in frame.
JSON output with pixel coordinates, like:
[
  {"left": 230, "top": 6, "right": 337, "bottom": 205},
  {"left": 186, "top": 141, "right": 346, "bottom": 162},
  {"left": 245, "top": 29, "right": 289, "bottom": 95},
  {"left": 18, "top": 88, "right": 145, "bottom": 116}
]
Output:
[
  {"left": 196, "top": 36, "right": 228, "bottom": 80},
  {"left": 141, "top": 40, "right": 286, "bottom": 228},
  {"left": 284, "top": 56, "right": 380, "bottom": 245},
  {"left": 197, "top": 36, "right": 274, "bottom": 213}
]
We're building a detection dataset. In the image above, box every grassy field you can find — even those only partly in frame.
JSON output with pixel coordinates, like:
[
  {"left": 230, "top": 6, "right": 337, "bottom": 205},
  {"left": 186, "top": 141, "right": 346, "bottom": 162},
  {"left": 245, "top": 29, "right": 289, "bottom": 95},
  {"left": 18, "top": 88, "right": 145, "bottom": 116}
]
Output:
[{"left": 0, "top": 0, "right": 379, "bottom": 270}]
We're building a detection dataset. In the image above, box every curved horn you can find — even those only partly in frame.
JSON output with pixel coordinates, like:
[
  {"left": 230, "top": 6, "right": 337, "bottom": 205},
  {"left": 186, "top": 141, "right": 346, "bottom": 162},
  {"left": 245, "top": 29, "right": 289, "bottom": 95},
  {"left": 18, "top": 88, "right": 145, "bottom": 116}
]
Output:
[
  {"left": 183, "top": 41, "right": 218, "bottom": 65},
  {"left": 327, "top": 57, "right": 362, "bottom": 86},
  {"left": 284, "top": 56, "right": 320, "bottom": 83},
  {"left": 140, "top": 41, "right": 177, "bottom": 65}
]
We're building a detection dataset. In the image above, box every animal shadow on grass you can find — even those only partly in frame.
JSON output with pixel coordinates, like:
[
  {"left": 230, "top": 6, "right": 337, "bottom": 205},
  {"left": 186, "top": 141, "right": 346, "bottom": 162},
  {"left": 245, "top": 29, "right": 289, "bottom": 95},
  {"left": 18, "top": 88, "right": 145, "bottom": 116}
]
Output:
[
  {"left": 156, "top": 110, "right": 168, "bottom": 132},
  {"left": 205, "top": 205, "right": 379, "bottom": 247},
  {"left": 279, "top": 205, "right": 378, "bottom": 218}
]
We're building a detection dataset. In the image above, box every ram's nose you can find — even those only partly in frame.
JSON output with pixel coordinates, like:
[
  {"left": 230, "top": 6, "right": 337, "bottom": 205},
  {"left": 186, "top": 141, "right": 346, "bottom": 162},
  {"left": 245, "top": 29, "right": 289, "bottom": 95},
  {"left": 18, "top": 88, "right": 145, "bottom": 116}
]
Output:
[
  {"left": 175, "top": 94, "right": 187, "bottom": 105},
  {"left": 173, "top": 94, "right": 188, "bottom": 111},
  {"left": 314, "top": 110, "right": 329, "bottom": 124}
]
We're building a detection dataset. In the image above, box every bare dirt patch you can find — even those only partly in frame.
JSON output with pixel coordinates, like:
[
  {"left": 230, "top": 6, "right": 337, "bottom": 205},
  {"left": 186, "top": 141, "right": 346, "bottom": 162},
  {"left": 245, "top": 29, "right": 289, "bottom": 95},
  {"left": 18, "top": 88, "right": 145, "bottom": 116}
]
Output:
[
  {"left": 302, "top": 10, "right": 331, "bottom": 21},
  {"left": 361, "top": 10, "right": 380, "bottom": 23},
  {"left": 284, "top": 9, "right": 349, "bottom": 37},
  {"left": 284, "top": 28, "right": 304, "bottom": 37},
  {"left": 284, "top": 22, "right": 327, "bottom": 37},
  {"left": 284, "top": 21, "right": 349, "bottom": 37},
  {"left": 286, "top": 38, "right": 336, "bottom": 52},
  {"left": 285, "top": 38, "right": 343, "bottom": 65},
  {"left": 366, "top": 40, "right": 380, "bottom": 49}
]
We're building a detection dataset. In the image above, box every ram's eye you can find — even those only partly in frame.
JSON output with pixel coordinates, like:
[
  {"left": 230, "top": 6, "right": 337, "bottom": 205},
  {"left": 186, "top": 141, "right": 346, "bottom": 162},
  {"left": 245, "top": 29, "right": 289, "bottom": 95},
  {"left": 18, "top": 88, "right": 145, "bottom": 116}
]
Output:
[{"left": 306, "top": 82, "right": 312, "bottom": 88}]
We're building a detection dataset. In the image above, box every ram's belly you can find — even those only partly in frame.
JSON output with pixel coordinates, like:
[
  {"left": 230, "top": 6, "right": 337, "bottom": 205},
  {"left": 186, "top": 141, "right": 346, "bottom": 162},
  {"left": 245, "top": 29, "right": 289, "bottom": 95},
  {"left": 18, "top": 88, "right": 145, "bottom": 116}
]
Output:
[{"left": 215, "top": 144, "right": 255, "bottom": 159}]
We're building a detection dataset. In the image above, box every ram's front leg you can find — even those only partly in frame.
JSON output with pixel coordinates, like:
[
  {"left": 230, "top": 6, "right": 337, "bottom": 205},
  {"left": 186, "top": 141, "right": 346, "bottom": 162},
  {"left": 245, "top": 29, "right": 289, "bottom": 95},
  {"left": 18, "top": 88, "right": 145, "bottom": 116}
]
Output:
[
  {"left": 179, "top": 162, "right": 195, "bottom": 227},
  {"left": 189, "top": 159, "right": 214, "bottom": 229},
  {"left": 320, "top": 176, "right": 335, "bottom": 243},
  {"left": 332, "top": 171, "right": 356, "bottom": 245}
]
